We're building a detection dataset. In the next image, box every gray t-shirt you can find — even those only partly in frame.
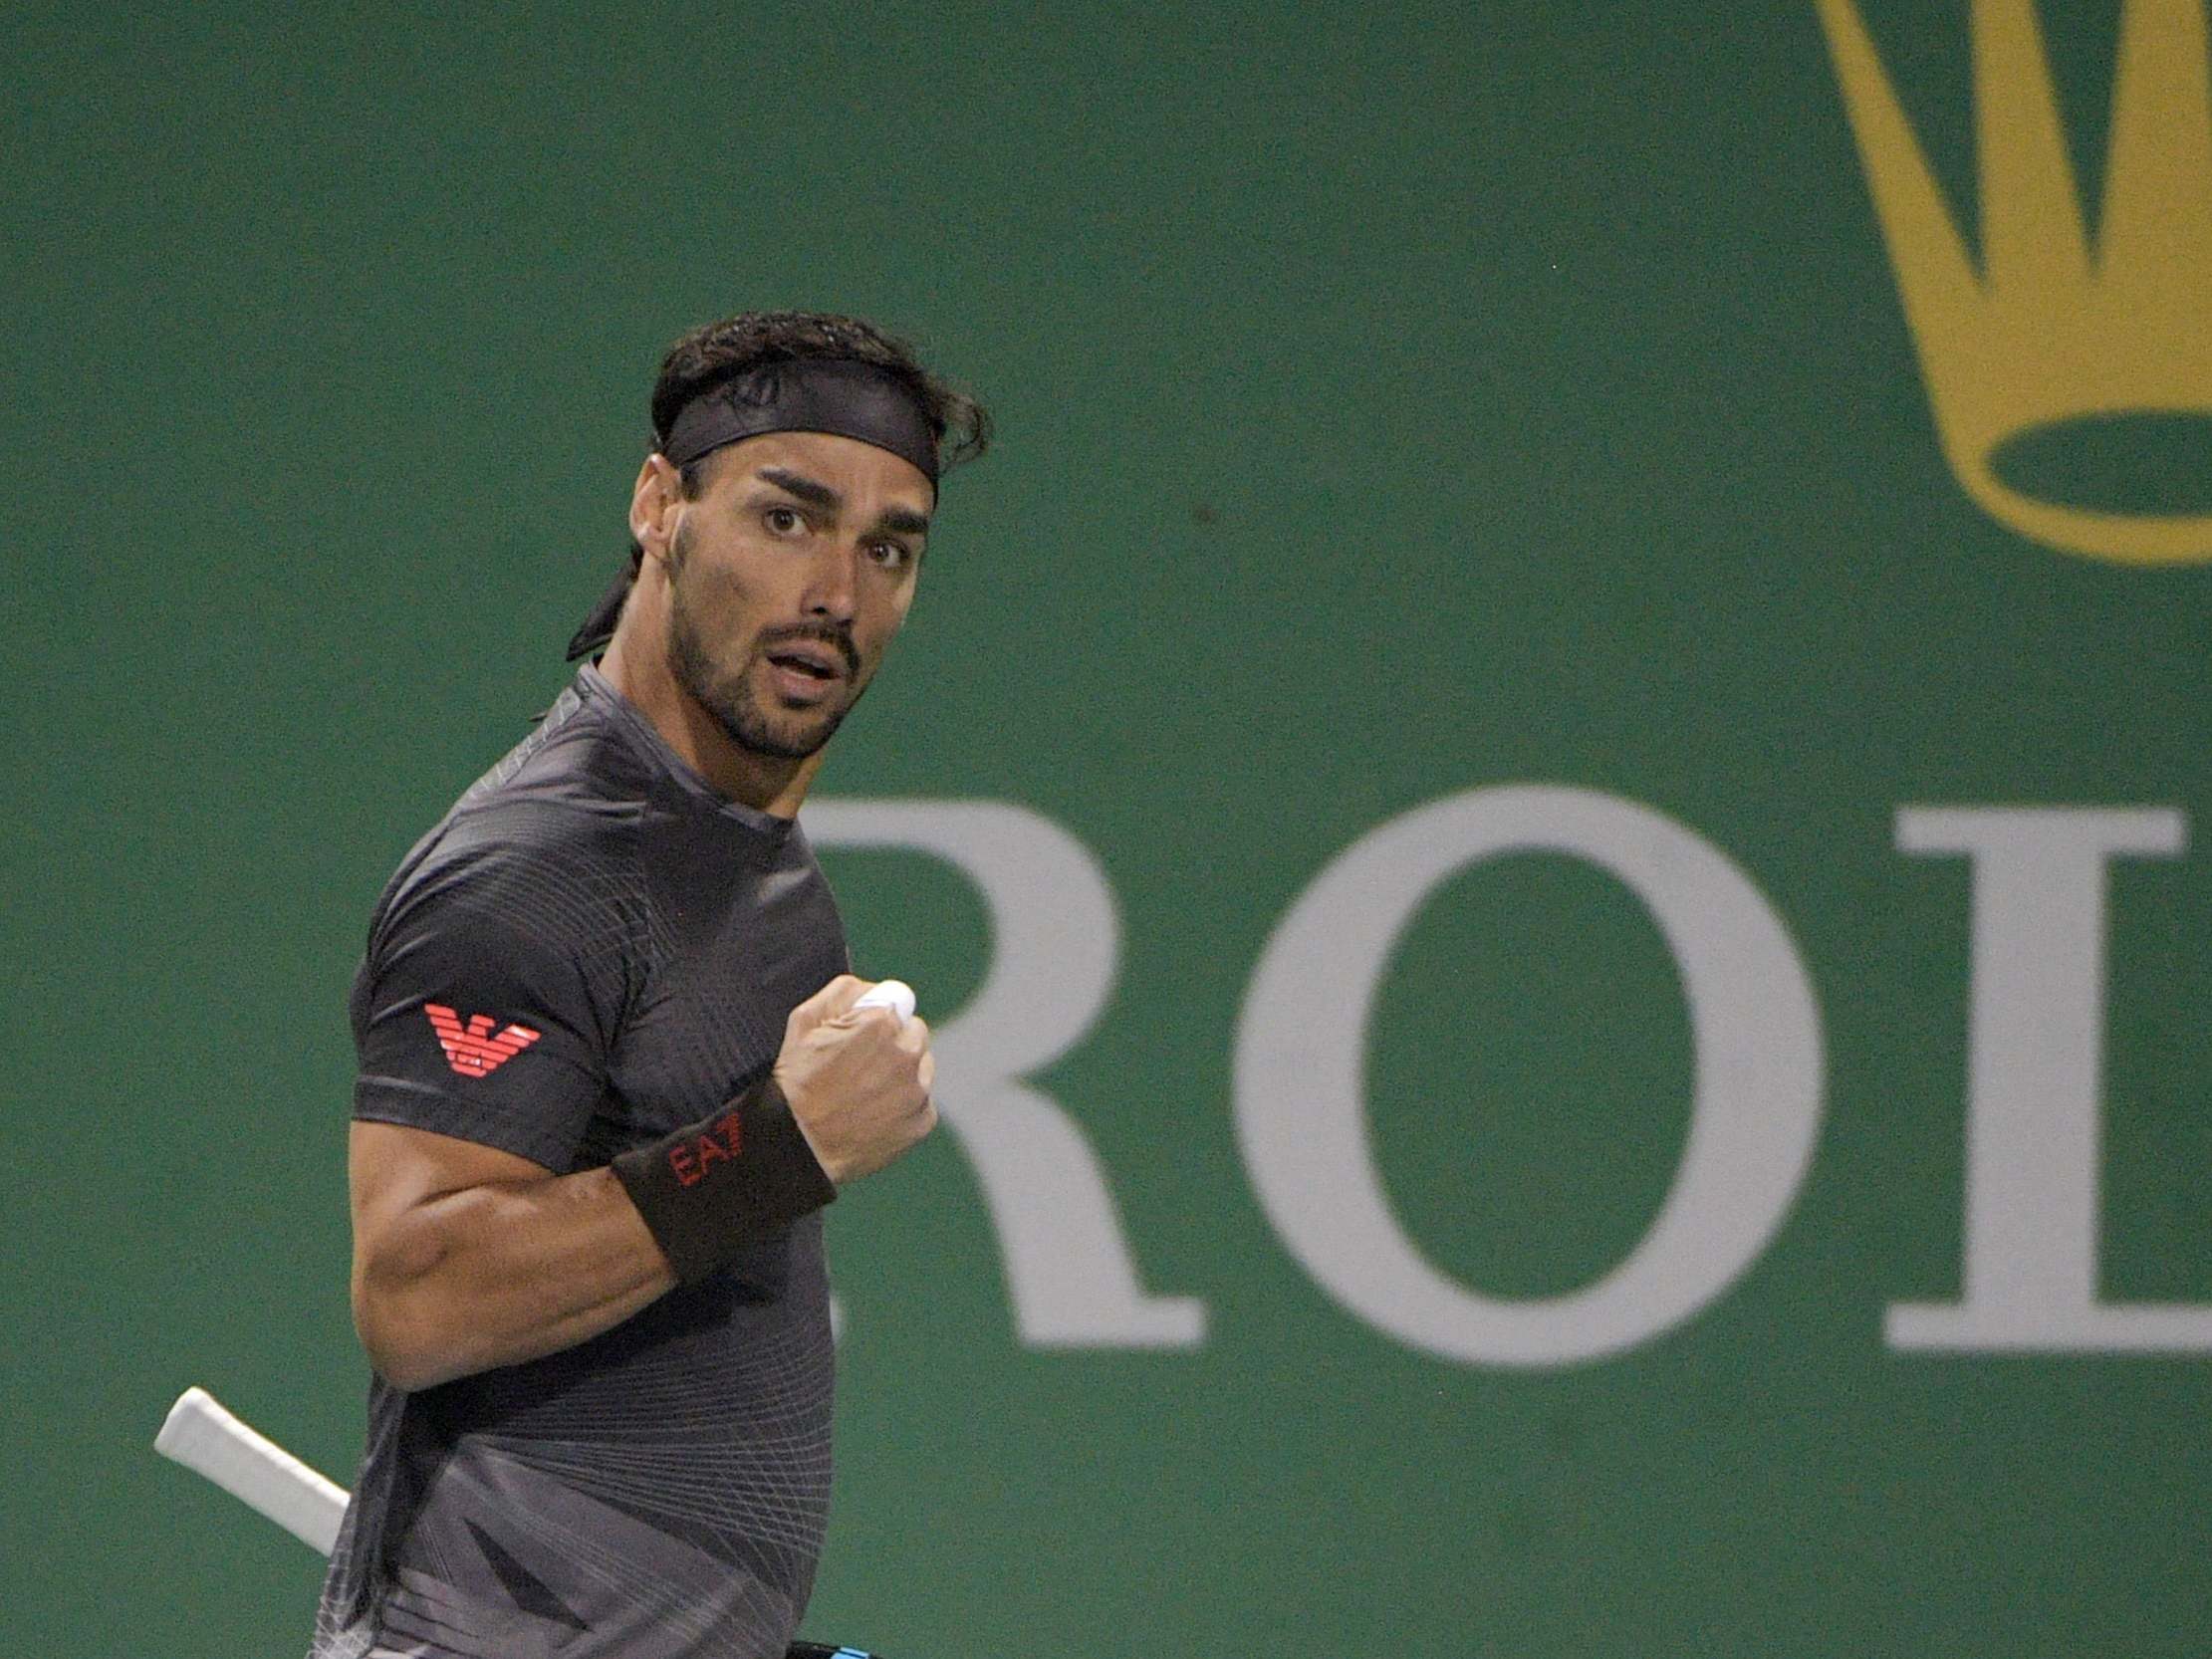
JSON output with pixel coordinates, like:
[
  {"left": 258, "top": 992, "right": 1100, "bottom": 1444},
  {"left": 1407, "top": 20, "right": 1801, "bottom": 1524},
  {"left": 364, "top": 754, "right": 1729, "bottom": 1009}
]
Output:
[{"left": 310, "top": 664, "right": 848, "bottom": 1659}]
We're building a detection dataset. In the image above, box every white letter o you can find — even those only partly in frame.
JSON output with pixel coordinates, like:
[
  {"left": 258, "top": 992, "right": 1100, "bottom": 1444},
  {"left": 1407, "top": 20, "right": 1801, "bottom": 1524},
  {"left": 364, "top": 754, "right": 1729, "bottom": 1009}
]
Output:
[{"left": 1234, "top": 786, "right": 1823, "bottom": 1366}]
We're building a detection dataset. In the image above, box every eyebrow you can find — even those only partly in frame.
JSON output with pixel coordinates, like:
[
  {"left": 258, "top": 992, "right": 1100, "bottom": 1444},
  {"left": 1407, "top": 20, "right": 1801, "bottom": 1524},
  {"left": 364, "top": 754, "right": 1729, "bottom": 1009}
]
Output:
[
  {"left": 756, "top": 466, "right": 931, "bottom": 541},
  {"left": 756, "top": 467, "right": 841, "bottom": 512}
]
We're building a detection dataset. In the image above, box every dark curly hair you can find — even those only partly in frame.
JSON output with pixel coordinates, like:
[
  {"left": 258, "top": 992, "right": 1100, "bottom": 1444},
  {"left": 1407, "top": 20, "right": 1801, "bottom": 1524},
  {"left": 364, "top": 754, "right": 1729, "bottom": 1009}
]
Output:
[{"left": 650, "top": 310, "right": 990, "bottom": 496}]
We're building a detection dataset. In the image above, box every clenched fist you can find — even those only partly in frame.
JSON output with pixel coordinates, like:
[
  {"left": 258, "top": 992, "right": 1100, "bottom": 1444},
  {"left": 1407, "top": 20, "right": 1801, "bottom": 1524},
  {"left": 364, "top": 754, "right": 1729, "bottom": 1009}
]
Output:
[{"left": 774, "top": 975, "right": 937, "bottom": 1185}]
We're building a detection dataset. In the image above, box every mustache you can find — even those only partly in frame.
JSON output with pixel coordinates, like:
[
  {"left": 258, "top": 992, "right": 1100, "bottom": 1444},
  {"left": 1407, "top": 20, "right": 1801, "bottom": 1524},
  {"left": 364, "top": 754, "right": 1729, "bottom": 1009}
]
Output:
[{"left": 759, "top": 623, "right": 860, "bottom": 679}]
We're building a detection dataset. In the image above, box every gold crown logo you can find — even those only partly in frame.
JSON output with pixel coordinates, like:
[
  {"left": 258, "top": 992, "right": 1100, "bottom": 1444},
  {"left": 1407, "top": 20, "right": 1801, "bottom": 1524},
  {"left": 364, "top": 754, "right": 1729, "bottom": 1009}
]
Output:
[{"left": 1817, "top": 0, "right": 2212, "bottom": 565}]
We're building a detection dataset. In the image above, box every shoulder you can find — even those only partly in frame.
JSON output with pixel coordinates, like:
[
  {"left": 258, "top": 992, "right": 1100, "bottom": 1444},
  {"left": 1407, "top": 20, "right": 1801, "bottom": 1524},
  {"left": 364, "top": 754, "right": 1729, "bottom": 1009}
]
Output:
[
  {"left": 370, "top": 693, "right": 654, "bottom": 961},
  {"left": 392, "top": 798, "right": 638, "bottom": 925}
]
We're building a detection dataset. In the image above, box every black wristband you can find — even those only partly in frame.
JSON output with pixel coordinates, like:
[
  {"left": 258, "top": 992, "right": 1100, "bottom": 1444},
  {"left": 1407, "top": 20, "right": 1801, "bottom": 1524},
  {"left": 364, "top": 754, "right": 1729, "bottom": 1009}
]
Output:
[{"left": 610, "top": 1077, "right": 838, "bottom": 1284}]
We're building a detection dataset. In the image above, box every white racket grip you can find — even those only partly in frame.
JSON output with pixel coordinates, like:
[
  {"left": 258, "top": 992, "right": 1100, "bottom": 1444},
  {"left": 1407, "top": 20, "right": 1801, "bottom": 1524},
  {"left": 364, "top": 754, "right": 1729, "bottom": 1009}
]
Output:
[
  {"left": 852, "top": 978, "right": 916, "bottom": 1024},
  {"left": 155, "top": 1386, "right": 350, "bottom": 1556}
]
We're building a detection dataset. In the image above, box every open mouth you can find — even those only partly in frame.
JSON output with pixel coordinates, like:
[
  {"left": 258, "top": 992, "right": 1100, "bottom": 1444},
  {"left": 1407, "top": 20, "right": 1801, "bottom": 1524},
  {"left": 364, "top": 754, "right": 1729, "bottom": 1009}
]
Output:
[
  {"left": 767, "top": 651, "right": 840, "bottom": 682},
  {"left": 761, "top": 640, "right": 851, "bottom": 705}
]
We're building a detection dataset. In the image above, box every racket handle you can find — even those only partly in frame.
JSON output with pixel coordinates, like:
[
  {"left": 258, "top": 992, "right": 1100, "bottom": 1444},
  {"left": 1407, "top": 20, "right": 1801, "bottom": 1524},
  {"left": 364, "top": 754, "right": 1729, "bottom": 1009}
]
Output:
[{"left": 155, "top": 1386, "right": 349, "bottom": 1555}]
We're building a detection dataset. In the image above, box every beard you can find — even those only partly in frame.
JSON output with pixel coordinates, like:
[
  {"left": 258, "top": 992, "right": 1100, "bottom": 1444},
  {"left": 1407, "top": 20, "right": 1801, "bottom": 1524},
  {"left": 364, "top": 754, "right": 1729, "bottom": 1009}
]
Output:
[{"left": 663, "top": 522, "right": 863, "bottom": 762}]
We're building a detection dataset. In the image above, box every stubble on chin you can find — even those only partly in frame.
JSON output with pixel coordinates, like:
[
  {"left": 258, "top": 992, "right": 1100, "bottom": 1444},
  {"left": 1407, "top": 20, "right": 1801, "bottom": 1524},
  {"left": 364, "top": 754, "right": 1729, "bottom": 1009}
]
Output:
[{"left": 666, "top": 581, "right": 847, "bottom": 762}]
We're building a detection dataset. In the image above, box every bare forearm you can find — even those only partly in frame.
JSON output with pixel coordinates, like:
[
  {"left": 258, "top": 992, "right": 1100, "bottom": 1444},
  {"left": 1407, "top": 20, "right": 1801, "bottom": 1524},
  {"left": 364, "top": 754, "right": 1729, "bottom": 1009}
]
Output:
[{"left": 355, "top": 1166, "right": 676, "bottom": 1391}]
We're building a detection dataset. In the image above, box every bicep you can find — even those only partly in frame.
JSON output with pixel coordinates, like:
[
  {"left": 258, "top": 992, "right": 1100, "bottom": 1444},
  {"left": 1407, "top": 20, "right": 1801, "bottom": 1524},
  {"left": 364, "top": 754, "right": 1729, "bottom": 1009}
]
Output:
[
  {"left": 349, "top": 1120, "right": 557, "bottom": 1279},
  {"left": 347, "top": 1118, "right": 676, "bottom": 1388}
]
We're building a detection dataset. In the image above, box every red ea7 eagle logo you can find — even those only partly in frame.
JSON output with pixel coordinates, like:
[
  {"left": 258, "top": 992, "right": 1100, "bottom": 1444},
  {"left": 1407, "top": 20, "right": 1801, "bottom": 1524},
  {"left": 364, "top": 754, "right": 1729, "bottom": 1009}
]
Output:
[{"left": 423, "top": 1003, "right": 541, "bottom": 1077}]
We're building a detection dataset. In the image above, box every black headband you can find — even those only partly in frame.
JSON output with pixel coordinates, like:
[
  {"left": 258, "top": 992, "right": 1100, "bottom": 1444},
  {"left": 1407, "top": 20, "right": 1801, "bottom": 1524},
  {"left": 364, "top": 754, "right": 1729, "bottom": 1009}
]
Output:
[
  {"left": 662, "top": 358, "right": 939, "bottom": 484},
  {"left": 565, "top": 359, "right": 940, "bottom": 660}
]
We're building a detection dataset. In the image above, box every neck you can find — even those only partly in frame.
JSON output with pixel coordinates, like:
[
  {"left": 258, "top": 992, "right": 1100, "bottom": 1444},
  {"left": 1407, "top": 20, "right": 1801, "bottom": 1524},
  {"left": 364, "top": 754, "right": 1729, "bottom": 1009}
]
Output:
[{"left": 597, "top": 599, "right": 826, "bottom": 819}]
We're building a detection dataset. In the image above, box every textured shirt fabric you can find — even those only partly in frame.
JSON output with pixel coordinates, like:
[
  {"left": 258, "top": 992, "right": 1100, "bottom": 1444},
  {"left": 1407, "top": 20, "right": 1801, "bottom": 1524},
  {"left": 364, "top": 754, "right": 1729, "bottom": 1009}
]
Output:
[{"left": 310, "top": 663, "right": 850, "bottom": 1659}]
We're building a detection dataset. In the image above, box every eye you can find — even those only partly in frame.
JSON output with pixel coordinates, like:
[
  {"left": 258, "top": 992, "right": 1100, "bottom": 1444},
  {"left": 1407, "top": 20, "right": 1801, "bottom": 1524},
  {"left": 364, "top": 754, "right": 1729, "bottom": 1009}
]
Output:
[
  {"left": 868, "top": 540, "right": 916, "bottom": 571},
  {"left": 764, "top": 506, "right": 806, "bottom": 536}
]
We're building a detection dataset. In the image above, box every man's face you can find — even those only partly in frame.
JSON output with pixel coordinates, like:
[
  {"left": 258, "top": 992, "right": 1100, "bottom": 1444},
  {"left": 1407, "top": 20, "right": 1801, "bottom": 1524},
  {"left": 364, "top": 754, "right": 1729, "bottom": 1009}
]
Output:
[{"left": 660, "top": 430, "right": 932, "bottom": 762}]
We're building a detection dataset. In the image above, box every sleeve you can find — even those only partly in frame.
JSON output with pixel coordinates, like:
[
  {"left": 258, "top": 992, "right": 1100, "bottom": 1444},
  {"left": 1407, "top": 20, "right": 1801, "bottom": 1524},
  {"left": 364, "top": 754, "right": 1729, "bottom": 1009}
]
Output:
[{"left": 350, "top": 842, "right": 620, "bottom": 1173}]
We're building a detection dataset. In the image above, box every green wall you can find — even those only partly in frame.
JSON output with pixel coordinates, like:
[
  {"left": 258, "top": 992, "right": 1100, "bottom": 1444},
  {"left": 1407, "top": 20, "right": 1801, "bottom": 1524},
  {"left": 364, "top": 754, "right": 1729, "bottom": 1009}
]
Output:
[{"left": 9, "top": 3, "right": 2209, "bottom": 1654}]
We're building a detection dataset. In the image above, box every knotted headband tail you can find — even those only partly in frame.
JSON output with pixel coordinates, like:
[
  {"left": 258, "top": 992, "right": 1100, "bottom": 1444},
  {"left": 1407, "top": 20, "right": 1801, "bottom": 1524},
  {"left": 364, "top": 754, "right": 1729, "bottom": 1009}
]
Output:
[{"left": 566, "top": 555, "right": 639, "bottom": 661}]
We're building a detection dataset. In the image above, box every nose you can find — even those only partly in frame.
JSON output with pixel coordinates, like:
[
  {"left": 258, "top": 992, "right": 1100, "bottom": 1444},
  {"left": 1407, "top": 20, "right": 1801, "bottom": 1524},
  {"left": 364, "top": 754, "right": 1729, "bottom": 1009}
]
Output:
[{"left": 801, "top": 540, "right": 860, "bottom": 626}]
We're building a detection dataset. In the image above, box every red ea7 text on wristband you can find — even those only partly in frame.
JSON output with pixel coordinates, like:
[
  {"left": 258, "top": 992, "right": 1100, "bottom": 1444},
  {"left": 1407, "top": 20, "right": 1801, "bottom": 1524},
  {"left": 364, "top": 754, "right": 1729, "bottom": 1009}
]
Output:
[{"left": 609, "top": 1077, "right": 838, "bottom": 1284}]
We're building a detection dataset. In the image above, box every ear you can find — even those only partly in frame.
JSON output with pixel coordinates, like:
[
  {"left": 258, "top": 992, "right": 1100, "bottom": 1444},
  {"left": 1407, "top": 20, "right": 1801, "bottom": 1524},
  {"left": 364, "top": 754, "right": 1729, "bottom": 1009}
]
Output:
[{"left": 629, "top": 454, "right": 683, "bottom": 565}]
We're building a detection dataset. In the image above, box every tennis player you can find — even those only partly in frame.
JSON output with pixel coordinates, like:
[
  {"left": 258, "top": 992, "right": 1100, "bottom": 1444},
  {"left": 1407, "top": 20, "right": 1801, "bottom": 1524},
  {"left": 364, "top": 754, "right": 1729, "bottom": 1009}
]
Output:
[{"left": 307, "top": 312, "right": 989, "bottom": 1659}]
